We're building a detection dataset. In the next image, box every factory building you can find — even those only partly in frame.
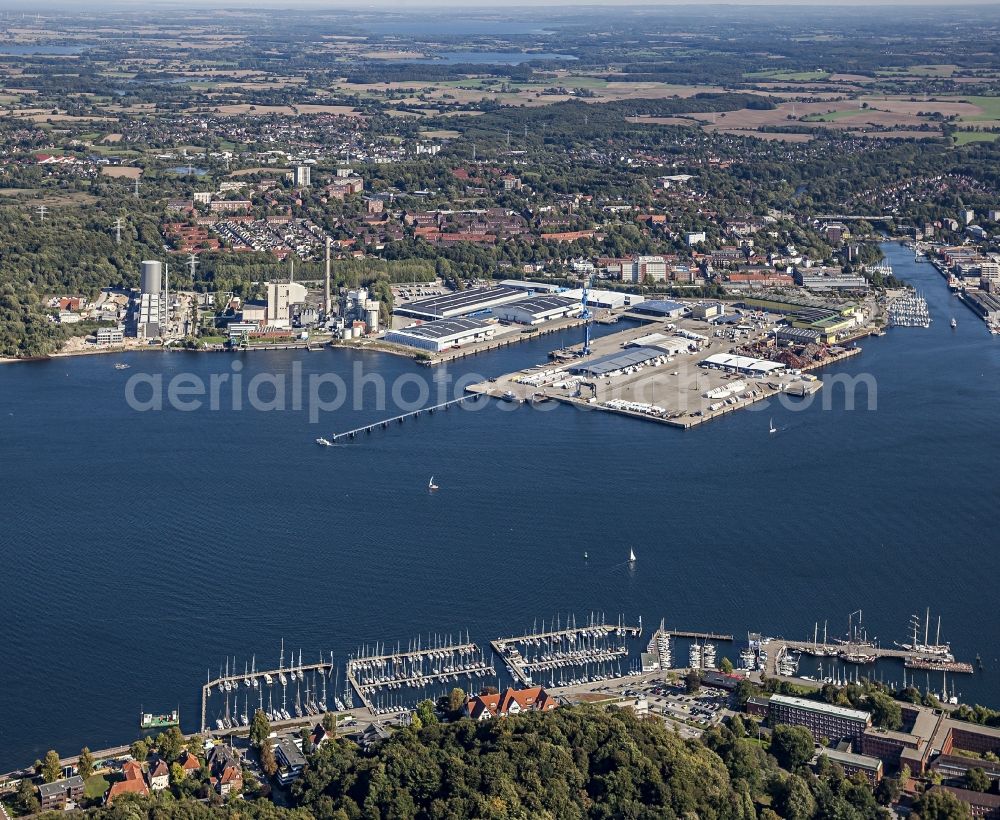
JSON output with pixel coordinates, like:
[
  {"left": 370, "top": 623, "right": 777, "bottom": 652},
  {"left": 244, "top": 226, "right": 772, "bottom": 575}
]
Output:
[
  {"left": 497, "top": 279, "right": 562, "bottom": 294},
  {"left": 630, "top": 299, "right": 688, "bottom": 319},
  {"left": 700, "top": 353, "right": 785, "bottom": 377},
  {"left": 494, "top": 295, "right": 581, "bottom": 325},
  {"left": 568, "top": 347, "right": 665, "bottom": 377},
  {"left": 131, "top": 260, "right": 168, "bottom": 339},
  {"left": 561, "top": 289, "right": 645, "bottom": 311},
  {"left": 384, "top": 318, "right": 496, "bottom": 352},
  {"left": 626, "top": 333, "right": 695, "bottom": 356},
  {"left": 266, "top": 282, "right": 307, "bottom": 328},
  {"left": 394, "top": 286, "right": 524, "bottom": 320},
  {"left": 691, "top": 301, "right": 725, "bottom": 320}
]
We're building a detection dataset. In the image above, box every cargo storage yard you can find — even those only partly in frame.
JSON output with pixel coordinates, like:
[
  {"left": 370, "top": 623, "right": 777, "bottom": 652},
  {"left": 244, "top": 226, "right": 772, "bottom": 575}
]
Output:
[{"left": 467, "top": 302, "right": 865, "bottom": 428}]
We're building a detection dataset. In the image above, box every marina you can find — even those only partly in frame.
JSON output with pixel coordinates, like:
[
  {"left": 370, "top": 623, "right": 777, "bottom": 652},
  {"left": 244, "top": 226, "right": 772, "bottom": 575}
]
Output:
[
  {"left": 346, "top": 635, "right": 493, "bottom": 715},
  {"left": 199, "top": 645, "right": 335, "bottom": 733},
  {"left": 491, "top": 614, "right": 643, "bottom": 687}
]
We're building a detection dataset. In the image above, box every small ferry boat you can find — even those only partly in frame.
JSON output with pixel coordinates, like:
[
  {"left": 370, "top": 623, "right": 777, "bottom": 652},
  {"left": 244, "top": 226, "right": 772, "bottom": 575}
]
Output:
[
  {"left": 114, "top": 363, "right": 130, "bottom": 370},
  {"left": 140, "top": 709, "right": 179, "bottom": 730}
]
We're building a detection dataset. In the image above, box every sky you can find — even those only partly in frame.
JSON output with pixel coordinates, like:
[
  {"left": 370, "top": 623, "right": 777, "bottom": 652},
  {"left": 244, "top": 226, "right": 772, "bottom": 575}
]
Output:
[{"left": 4, "top": 0, "right": 996, "bottom": 8}]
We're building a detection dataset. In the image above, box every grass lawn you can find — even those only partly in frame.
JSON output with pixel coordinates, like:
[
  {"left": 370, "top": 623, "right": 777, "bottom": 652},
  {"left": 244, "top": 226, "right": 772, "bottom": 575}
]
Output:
[
  {"left": 954, "top": 131, "right": 1000, "bottom": 145},
  {"left": 84, "top": 774, "right": 110, "bottom": 801}
]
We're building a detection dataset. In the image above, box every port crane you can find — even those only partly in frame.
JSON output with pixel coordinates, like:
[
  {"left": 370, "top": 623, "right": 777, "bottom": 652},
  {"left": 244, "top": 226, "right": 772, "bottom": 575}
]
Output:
[{"left": 580, "top": 275, "right": 593, "bottom": 355}]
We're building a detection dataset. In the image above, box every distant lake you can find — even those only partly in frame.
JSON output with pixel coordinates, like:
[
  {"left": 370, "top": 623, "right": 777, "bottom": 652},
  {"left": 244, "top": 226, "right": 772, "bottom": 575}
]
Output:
[
  {"left": 0, "top": 43, "right": 88, "bottom": 55},
  {"left": 430, "top": 51, "right": 577, "bottom": 65}
]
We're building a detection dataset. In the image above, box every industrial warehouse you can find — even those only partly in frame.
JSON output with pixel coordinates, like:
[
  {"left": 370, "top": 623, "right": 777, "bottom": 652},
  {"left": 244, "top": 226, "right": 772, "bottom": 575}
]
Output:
[
  {"left": 494, "top": 295, "right": 581, "bottom": 325},
  {"left": 384, "top": 318, "right": 496, "bottom": 352},
  {"left": 393, "top": 285, "right": 525, "bottom": 320}
]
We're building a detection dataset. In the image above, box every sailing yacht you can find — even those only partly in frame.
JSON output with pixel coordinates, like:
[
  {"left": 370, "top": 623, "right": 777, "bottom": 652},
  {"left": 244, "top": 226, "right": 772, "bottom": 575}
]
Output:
[
  {"left": 769, "top": 418, "right": 777, "bottom": 434},
  {"left": 628, "top": 548, "right": 636, "bottom": 562},
  {"left": 428, "top": 476, "right": 439, "bottom": 491}
]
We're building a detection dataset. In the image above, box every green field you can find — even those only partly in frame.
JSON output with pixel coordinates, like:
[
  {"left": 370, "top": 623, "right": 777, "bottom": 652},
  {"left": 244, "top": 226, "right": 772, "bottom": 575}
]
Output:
[
  {"left": 802, "top": 108, "right": 859, "bottom": 122},
  {"left": 877, "top": 64, "right": 957, "bottom": 78},
  {"left": 956, "top": 95, "right": 1000, "bottom": 122},
  {"left": 745, "top": 70, "right": 831, "bottom": 81},
  {"left": 954, "top": 131, "right": 1000, "bottom": 145}
]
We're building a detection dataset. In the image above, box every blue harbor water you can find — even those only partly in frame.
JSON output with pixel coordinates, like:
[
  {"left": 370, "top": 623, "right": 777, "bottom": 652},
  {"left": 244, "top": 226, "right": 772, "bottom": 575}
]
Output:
[{"left": 0, "top": 243, "right": 998, "bottom": 769}]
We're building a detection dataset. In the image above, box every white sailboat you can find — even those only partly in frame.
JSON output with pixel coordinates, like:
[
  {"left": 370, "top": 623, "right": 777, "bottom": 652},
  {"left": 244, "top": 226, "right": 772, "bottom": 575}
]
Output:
[
  {"left": 428, "top": 476, "right": 439, "bottom": 491},
  {"left": 769, "top": 418, "right": 777, "bottom": 434},
  {"left": 629, "top": 548, "right": 636, "bottom": 562}
]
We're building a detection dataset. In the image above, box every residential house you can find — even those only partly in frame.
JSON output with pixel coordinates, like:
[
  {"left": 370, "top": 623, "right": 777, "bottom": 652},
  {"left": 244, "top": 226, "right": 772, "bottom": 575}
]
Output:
[
  {"left": 148, "top": 759, "right": 170, "bottom": 791},
  {"left": 464, "top": 686, "right": 558, "bottom": 721},
  {"left": 38, "top": 776, "right": 85, "bottom": 811},
  {"left": 105, "top": 760, "right": 150, "bottom": 804},
  {"left": 207, "top": 744, "right": 243, "bottom": 797}
]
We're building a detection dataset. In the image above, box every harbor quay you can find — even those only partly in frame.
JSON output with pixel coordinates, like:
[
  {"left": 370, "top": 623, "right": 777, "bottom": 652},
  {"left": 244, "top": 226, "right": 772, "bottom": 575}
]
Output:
[
  {"left": 0, "top": 608, "right": 984, "bottom": 795},
  {"left": 466, "top": 306, "right": 873, "bottom": 429}
]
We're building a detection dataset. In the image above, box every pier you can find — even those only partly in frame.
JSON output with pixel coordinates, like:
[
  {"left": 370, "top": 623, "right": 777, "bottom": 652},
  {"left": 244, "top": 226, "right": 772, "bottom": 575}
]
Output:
[
  {"left": 327, "top": 393, "right": 482, "bottom": 442},
  {"left": 346, "top": 637, "right": 493, "bottom": 715},
  {"left": 761, "top": 638, "right": 975, "bottom": 679},
  {"left": 492, "top": 615, "right": 642, "bottom": 687},
  {"left": 200, "top": 655, "right": 334, "bottom": 733}
]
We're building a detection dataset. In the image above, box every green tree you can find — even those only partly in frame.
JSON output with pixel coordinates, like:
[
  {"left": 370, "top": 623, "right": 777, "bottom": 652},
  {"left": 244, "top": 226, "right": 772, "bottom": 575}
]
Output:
[
  {"left": 260, "top": 739, "right": 278, "bottom": 777},
  {"left": 415, "top": 699, "right": 437, "bottom": 726},
  {"left": 250, "top": 709, "right": 271, "bottom": 749},
  {"left": 77, "top": 747, "right": 94, "bottom": 780},
  {"left": 685, "top": 669, "right": 702, "bottom": 694},
  {"left": 914, "top": 787, "right": 973, "bottom": 820},
  {"left": 15, "top": 778, "right": 39, "bottom": 814},
  {"left": 776, "top": 773, "right": 817, "bottom": 820},
  {"left": 130, "top": 738, "right": 150, "bottom": 762},
  {"left": 447, "top": 687, "right": 466, "bottom": 714},
  {"left": 719, "top": 657, "right": 734, "bottom": 674},
  {"left": 321, "top": 711, "right": 339, "bottom": 733},
  {"left": 770, "top": 724, "right": 814, "bottom": 770},
  {"left": 42, "top": 749, "right": 62, "bottom": 783},
  {"left": 156, "top": 726, "right": 185, "bottom": 762},
  {"left": 170, "top": 762, "right": 186, "bottom": 786},
  {"left": 965, "top": 767, "right": 991, "bottom": 793},
  {"left": 868, "top": 691, "right": 903, "bottom": 730},
  {"left": 875, "top": 775, "right": 901, "bottom": 805}
]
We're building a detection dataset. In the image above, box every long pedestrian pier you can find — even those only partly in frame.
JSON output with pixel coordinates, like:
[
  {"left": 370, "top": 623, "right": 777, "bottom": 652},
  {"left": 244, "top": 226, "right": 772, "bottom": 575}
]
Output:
[
  {"left": 346, "top": 638, "right": 494, "bottom": 715},
  {"left": 327, "top": 393, "right": 483, "bottom": 442}
]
